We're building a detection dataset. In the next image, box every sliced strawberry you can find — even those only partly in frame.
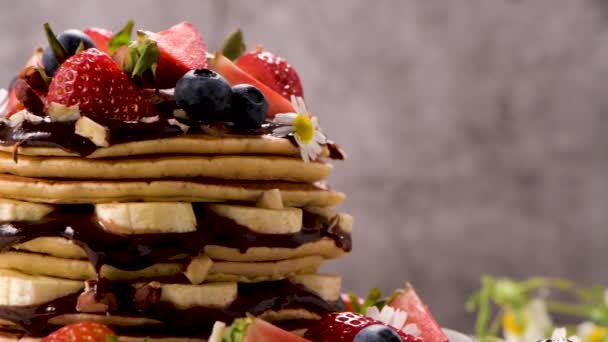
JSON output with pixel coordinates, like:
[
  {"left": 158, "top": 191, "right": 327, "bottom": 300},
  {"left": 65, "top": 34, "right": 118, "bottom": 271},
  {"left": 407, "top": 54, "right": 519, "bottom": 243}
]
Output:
[
  {"left": 46, "top": 49, "right": 157, "bottom": 121},
  {"left": 144, "top": 22, "right": 207, "bottom": 88},
  {"left": 4, "top": 86, "right": 25, "bottom": 117},
  {"left": 41, "top": 321, "right": 115, "bottom": 342},
  {"left": 236, "top": 47, "right": 303, "bottom": 100},
  {"left": 84, "top": 27, "right": 113, "bottom": 54},
  {"left": 389, "top": 284, "right": 449, "bottom": 342},
  {"left": 207, "top": 53, "right": 294, "bottom": 118},
  {"left": 304, "top": 312, "right": 422, "bottom": 342},
  {"left": 242, "top": 318, "right": 310, "bottom": 342},
  {"left": 341, "top": 293, "right": 364, "bottom": 312}
]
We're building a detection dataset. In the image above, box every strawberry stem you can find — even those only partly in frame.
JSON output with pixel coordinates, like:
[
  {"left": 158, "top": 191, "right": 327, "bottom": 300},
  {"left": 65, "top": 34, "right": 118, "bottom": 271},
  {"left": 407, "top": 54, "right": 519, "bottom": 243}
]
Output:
[
  {"left": 108, "top": 20, "right": 135, "bottom": 55},
  {"left": 43, "top": 23, "right": 68, "bottom": 65}
]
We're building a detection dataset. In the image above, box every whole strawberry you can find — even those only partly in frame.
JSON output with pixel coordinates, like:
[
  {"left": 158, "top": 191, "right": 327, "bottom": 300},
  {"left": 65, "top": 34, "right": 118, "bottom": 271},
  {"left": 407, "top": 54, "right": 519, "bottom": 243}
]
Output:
[
  {"left": 304, "top": 312, "right": 422, "bottom": 342},
  {"left": 46, "top": 48, "right": 156, "bottom": 121},
  {"left": 235, "top": 47, "right": 303, "bottom": 100},
  {"left": 41, "top": 322, "right": 115, "bottom": 342}
]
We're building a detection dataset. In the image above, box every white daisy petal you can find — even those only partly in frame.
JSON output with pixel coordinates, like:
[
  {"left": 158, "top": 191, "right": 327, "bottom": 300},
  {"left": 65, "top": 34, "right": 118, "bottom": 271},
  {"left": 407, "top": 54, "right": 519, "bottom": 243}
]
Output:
[
  {"left": 402, "top": 323, "right": 421, "bottom": 337},
  {"left": 390, "top": 310, "right": 408, "bottom": 330},
  {"left": 290, "top": 95, "right": 299, "bottom": 110},
  {"left": 378, "top": 306, "right": 394, "bottom": 324},
  {"left": 272, "top": 113, "right": 298, "bottom": 125},
  {"left": 272, "top": 126, "right": 294, "bottom": 137},
  {"left": 313, "top": 131, "right": 327, "bottom": 144},
  {"left": 365, "top": 306, "right": 381, "bottom": 320},
  {"left": 296, "top": 96, "right": 308, "bottom": 114}
]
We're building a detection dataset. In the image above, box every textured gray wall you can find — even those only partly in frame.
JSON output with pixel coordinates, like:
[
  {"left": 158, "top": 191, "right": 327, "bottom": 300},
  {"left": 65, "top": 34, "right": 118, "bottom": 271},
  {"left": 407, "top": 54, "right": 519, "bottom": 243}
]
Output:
[{"left": 1, "top": 0, "right": 607, "bottom": 332}]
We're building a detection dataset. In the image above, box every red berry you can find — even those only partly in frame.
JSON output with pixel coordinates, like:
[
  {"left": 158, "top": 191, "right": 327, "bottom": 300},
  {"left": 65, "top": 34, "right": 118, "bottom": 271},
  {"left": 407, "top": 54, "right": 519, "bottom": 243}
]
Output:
[
  {"left": 46, "top": 49, "right": 157, "bottom": 121},
  {"left": 236, "top": 47, "right": 303, "bottom": 100},
  {"left": 84, "top": 27, "right": 113, "bottom": 54},
  {"left": 41, "top": 322, "right": 115, "bottom": 342},
  {"left": 304, "top": 312, "right": 422, "bottom": 342}
]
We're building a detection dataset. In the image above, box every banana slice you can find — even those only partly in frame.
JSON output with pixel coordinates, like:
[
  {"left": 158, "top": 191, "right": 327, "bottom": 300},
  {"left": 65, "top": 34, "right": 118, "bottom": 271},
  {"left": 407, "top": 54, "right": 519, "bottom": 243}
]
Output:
[
  {"left": 208, "top": 321, "right": 226, "bottom": 342},
  {"left": 257, "top": 189, "right": 284, "bottom": 209},
  {"left": 0, "top": 199, "right": 54, "bottom": 222},
  {"left": 184, "top": 255, "right": 213, "bottom": 285},
  {"left": 142, "top": 282, "right": 236, "bottom": 310},
  {"left": 0, "top": 269, "right": 83, "bottom": 306},
  {"left": 206, "top": 256, "right": 322, "bottom": 283},
  {"left": 289, "top": 274, "right": 342, "bottom": 301},
  {"left": 95, "top": 202, "right": 197, "bottom": 234},
  {"left": 207, "top": 204, "right": 302, "bottom": 234},
  {"left": 15, "top": 237, "right": 86, "bottom": 259}
]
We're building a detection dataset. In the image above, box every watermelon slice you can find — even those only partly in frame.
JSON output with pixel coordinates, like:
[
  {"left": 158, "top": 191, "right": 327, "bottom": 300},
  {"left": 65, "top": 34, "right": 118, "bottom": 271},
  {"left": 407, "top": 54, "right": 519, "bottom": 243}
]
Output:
[
  {"left": 389, "top": 284, "right": 449, "bottom": 342},
  {"left": 207, "top": 53, "right": 294, "bottom": 118},
  {"left": 144, "top": 22, "right": 207, "bottom": 89},
  {"left": 221, "top": 317, "right": 310, "bottom": 342}
]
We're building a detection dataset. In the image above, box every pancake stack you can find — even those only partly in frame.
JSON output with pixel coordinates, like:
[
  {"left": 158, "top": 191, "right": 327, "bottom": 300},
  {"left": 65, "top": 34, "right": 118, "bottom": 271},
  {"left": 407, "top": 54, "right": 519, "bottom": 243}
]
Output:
[{"left": 0, "top": 132, "right": 350, "bottom": 340}]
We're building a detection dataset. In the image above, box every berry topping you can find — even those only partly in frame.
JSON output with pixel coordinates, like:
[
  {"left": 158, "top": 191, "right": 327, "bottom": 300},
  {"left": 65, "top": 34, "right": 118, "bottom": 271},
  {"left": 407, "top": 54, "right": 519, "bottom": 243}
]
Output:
[
  {"left": 304, "top": 312, "right": 422, "bottom": 342},
  {"left": 42, "top": 25, "right": 96, "bottom": 77},
  {"left": 45, "top": 49, "right": 157, "bottom": 121},
  {"left": 84, "top": 27, "right": 113, "bottom": 54},
  {"left": 207, "top": 53, "right": 294, "bottom": 118},
  {"left": 235, "top": 47, "right": 303, "bottom": 100},
  {"left": 174, "top": 69, "right": 232, "bottom": 120},
  {"left": 41, "top": 321, "right": 115, "bottom": 342},
  {"left": 228, "top": 84, "right": 268, "bottom": 129},
  {"left": 354, "top": 325, "right": 403, "bottom": 342},
  {"left": 222, "top": 317, "right": 309, "bottom": 342}
]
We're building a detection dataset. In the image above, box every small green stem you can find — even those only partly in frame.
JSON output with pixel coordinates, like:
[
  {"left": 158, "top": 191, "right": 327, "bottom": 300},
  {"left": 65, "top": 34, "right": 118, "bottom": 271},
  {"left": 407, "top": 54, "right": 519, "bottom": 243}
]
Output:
[{"left": 546, "top": 300, "right": 589, "bottom": 318}]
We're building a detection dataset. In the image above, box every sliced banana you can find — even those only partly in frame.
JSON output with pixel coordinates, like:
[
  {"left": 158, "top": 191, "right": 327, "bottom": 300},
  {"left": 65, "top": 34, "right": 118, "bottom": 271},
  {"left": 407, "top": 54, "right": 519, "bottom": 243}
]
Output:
[
  {"left": 257, "top": 189, "right": 284, "bottom": 209},
  {"left": 0, "top": 199, "right": 54, "bottom": 222},
  {"left": 149, "top": 282, "right": 236, "bottom": 309},
  {"left": 289, "top": 274, "right": 342, "bottom": 301},
  {"left": 15, "top": 237, "right": 87, "bottom": 259},
  {"left": 207, "top": 255, "right": 322, "bottom": 283},
  {"left": 0, "top": 269, "right": 83, "bottom": 306},
  {"left": 184, "top": 255, "right": 213, "bottom": 285},
  {"left": 95, "top": 202, "right": 197, "bottom": 234},
  {"left": 207, "top": 204, "right": 302, "bottom": 234},
  {"left": 208, "top": 321, "right": 226, "bottom": 342}
]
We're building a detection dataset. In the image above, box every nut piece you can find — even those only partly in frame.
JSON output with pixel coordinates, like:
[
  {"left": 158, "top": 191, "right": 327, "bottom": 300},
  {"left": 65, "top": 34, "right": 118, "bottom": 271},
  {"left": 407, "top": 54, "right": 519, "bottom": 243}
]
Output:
[
  {"left": 256, "top": 189, "right": 284, "bottom": 209},
  {"left": 132, "top": 281, "right": 162, "bottom": 311},
  {"left": 168, "top": 118, "right": 190, "bottom": 132},
  {"left": 75, "top": 116, "right": 109, "bottom": 147},
  {"left": 140, "top": 115, "right": 160, "bottom": 123},
  {"left": 47, "top": 102, "right": 81, "bottom": 122},
  {"left": 76, "top": 279, "right": 117, "bottom": 313},
  {"left": 184, "top": 255, "right": 213, "bottom": 285},
  {"left": 8, "top": 110, "right": 43, "bottom": 127}
]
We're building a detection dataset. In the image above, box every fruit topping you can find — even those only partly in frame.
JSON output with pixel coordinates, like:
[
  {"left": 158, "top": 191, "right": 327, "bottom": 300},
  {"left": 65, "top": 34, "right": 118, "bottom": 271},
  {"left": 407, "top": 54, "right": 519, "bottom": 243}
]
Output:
[
  {"left": 207, "top": 53, "right": 294, "bottom": 118},
  {"left": 236, "top": 46, "right": 304, "bottom": 100},
  {"left": 84, "top": 27, "right": 112, "bottom": 54},
  {"left": 389, "top": 284, "right": 449, "bottom": 342},
  {"left": 221, "top": 316, "right": 310, "bottom": 342},
  {"left": 46, "top": 49, "right": 157, "bottom": 121},
  {"left": 353, "top": 324, "right": 404, "bottom": 342},
  {"left": 304, "top": 312, "right": 422, "bottom": 342},
  {"left": 228, "top": 84, "right": 268, "bottom": 129},
  {"left": 42, "top": 24, "right": 96, "bottom": 77},
  {"left": 174, "top": 69, "right": 232, "bottom": 121},
  {"left": 41, "top": 321, "right": 115, "bottom": 342}
]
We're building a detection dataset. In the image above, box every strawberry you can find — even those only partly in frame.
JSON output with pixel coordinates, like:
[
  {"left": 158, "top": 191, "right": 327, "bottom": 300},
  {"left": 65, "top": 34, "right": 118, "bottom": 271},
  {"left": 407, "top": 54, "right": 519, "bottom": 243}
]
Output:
[
  {"left": 143, "top": 22, "right": 207, "bottom": 89},
  {"left": 46, "top": 48, "right": 157, "bottom": 120},
  {"left": 41, "top": 321, "right": 115, "bottom": 342},
  {"left": 207, "top": 53, "right": 294, "bottom": 118},
  {"left": 235, "top": 47, "right": 303, "bottom": 100},
  {"left": 84, "top": 27, "right": 113, "bottom": 54},
  {"left": 304, "top": 312, "right": 422, "bottom": 342}
]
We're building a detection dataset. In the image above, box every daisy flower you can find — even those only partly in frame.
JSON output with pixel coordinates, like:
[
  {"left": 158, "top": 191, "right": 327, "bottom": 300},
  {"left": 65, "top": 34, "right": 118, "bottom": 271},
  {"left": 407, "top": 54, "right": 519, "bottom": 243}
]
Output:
[
  {"left": 272, "top": 96, "right": 326, "bottom": 163},
  {"left": 503, "top": 299, "right": 552, "bottom": 342},
  {"left": 365, "top": 305, "right": 421, "bottom": 337}
]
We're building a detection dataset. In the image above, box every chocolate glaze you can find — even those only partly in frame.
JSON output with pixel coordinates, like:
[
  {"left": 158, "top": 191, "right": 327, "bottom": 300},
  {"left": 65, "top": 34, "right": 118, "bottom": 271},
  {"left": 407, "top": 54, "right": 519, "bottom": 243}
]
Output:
[
  {"left": 0, "top": 204, "right": 351, "bottom": 271},
  {"left": 0, "top": 279, "right": 345, "bottom": 337}
]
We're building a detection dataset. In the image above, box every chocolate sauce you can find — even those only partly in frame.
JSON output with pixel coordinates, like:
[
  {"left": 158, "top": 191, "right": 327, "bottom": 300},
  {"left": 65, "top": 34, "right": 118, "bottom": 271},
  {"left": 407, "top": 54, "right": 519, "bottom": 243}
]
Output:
[
  {"left": 0, "top": 204, "right": 351, "bottom": 271},
  {"left": 0, "top": 280, "right": 345, "bottom": 337}
]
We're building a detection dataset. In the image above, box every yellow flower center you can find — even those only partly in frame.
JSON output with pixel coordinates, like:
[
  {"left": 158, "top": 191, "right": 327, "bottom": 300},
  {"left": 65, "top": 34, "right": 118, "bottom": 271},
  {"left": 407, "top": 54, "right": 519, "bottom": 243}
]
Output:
[
  {"left": 293, "top": 114, "right": 314, "bottom": 144},
  {"left": 502, "top": 310, "right": 527, "bottom": 336},
  {"left": 588, "top": 326, "right": 607, "bottom": 342}
]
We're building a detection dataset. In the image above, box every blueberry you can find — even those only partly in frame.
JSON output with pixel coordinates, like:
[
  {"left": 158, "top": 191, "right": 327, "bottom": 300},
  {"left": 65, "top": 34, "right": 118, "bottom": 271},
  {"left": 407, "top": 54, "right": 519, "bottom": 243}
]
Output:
[
  {"left": 42, "top": 29, "right": 96, "bottom": 77},
  {"left": 175, "top": 69, "right": 232, "bottom": 120},
  {"left": 353, "top": 325, "right": 402, "bottom": 342},
  {"left": 228, "top": 84, "right": 268, "bottom": 129}
]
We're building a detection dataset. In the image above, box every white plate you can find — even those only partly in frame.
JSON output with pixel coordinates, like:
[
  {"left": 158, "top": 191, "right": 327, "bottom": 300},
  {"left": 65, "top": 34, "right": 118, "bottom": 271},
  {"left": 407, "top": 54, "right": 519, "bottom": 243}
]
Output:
[{"left": 443, "top": 328, "right": 474, "bottom": 342}]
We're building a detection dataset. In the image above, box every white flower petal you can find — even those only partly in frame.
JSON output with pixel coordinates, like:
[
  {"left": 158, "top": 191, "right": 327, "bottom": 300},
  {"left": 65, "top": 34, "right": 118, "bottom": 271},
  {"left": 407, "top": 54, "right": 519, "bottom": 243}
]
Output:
[
  {"left": 313, "top": 131, "right": 327, "bottom": 144},
  {"left": 272, "top": 126, "right": 294, "bottom": 137},
  {"left": 402, "top": 323, "right": 421, "bottom": 337},
  {"left": 0, "top": 88, "right": 7, "bottom": 115},
  {"left": 296, "top": 96, "right": 308, "bottom": 114},
  {"left": 272, "top": 113, "right": 298, "bottom": 125},
  {"left": 389, "top": 309, "right": 408, "bottom": 330},
  {"left": 365, "top": 306, "right": 381, "bottom": 320},
  {"left": 378, "top": 306, "right": 394, "bottom": 325},
  {"left": 290, "top": 95, "right": 299, "bottom": 110},
  {"left": 551, "top": 328, "right": 567, "bottom": 339}
]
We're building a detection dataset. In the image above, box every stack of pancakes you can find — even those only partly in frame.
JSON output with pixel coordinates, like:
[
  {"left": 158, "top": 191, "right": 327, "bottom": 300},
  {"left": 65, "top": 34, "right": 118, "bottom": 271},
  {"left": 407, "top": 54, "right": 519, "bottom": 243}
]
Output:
[{"left": 0, "top": 134, "right": 350, "bottom": 341}]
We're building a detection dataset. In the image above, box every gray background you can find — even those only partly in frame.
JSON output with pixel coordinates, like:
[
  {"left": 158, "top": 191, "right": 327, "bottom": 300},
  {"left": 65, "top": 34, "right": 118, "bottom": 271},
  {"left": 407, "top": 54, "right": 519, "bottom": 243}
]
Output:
[{"left": 1, "top": 0, "right": 607, "bottom": 332}]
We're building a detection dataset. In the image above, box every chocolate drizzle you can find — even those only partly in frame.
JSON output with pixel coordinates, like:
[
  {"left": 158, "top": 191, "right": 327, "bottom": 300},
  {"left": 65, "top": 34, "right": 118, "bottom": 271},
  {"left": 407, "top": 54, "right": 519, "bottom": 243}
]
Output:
[
  {"left": 0, "top": 204, "right": 351, "bottom": 271},
  {"left": 0, "top": 279, "right": 345, "bottom": 337}
]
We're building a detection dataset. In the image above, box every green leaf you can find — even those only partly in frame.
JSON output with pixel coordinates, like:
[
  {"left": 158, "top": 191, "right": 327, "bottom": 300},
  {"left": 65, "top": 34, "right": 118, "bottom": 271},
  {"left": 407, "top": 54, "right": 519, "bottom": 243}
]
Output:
[
  {"left": 43, "top": 23, "right": 68, "bottom": 64},
  {"left": 348, "top": 291, "right": 361, "bottom": 313},
  {"left": 222, "top": 317, "right": 252, "bottom": 342},
  {"left": 131, "top": 32, "right": 159, "bottom": 78},
  {"left": 75, "top": 40, "right": 86, "bottom": 54},
  {"left": 108, "top": 20, "right": 135, "bottom": 55},
  {"left": 360, "top": 288, "right": 382, "bottom": 313},
  {"left": 475, "top": 276, "right": 495, "bottom": 338},
  {"left": 221, "top": 29, "right": 246, "bottom": 61}
]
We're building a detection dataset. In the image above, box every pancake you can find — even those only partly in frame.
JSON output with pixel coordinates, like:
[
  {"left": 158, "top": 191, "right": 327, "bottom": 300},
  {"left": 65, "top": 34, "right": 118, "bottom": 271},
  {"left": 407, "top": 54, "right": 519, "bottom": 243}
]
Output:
[
  {"left": 0, "top": 175, "right": 345, "bottom": 207},
  {"left": 0, "top": 153, "right": 331, "bottom": 182}
]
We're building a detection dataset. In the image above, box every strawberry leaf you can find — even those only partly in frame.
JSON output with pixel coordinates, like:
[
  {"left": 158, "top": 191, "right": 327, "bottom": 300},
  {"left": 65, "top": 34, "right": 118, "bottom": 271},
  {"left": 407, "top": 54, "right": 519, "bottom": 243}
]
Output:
[
  {"left": 221, "top": 29, "right": 246, "bottom": 61},
  {"left": 108, "top": 20, "right": 135, "bottom": 55},
  {"left": 43, "top": 23, "right": 68, "bottom": 64}
]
